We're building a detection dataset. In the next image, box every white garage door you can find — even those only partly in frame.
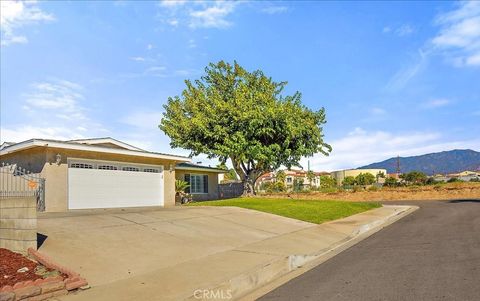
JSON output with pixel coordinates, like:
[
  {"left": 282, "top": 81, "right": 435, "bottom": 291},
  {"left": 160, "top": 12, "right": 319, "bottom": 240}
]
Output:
[{"left": 68, "top": 160, "right": 164, "bottom": 209}]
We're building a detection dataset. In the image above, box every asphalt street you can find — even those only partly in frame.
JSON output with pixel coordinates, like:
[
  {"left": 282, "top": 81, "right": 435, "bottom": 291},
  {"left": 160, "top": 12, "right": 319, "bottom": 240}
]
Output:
[{"left": 259, "top": 200, "right": 480, "bottom": 301}]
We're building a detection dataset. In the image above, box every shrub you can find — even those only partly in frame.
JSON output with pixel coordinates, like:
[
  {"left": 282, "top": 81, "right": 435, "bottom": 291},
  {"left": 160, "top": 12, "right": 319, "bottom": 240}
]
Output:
[
  {"left": 352, "top": 186, "right": 364, "bottom": 193},
  {"left": 470, "top": 177, "right": 480, "bottom": 182},
  {"left": 384, "top": 177, "right": 398, "bottom": 187},
  {"left": 320, "top": 187, "right": 338, "bottom": 193},
  {"left": 320, "top": 175, "right": 337, "bottom": 188},
  {"left": 447, "top": 177, "right": 463, "bottom": 183},
  {"left": 355, "top": 173, "right": 376, "bottom": 186},
  {"left": 367, "top": 185, "right": 379, "bottom": 192}
]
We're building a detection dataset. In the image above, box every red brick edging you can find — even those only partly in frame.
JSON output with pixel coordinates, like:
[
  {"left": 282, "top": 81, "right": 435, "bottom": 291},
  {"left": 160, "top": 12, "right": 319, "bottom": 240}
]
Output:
[{"left": 0, "top": 248, "right": 88, "bottom": 300}]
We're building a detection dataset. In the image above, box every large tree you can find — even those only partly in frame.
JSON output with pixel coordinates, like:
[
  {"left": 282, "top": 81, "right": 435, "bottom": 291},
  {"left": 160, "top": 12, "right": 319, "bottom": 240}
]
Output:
[{"left": 160, "top": 61, "right": 331, "bottom": 195}]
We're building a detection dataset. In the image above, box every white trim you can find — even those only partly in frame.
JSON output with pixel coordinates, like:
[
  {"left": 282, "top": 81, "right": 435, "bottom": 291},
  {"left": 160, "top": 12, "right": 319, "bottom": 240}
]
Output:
[
  {"left": 176, "top": 167, "right": 225, "bottom": 173},
  {"left": 0, "top": 139, "right": 190, "bottom": 162},
  {"left": 69, "top": 138, "right": 144, "bottom": 151}
]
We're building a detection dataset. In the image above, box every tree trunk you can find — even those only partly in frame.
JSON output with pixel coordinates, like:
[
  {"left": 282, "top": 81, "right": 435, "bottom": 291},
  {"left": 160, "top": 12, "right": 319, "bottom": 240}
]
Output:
[{"left": 230, "top": 157, "right": 260, "bottom": 197}]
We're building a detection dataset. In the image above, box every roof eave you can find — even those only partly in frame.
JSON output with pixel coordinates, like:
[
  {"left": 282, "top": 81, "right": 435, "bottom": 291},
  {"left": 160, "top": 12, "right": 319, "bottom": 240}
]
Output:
[{"left": 0, "top": 139, "right": 190, "bottom": 162}]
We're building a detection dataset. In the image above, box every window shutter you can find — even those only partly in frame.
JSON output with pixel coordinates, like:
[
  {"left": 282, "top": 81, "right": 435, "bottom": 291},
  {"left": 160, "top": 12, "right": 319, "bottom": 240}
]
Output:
[
  {"left": 184, "top": 174, "right": 191, "bottom": 193},
  {"left": 203, "top": 175, "right": 208, "bottom": 193}
]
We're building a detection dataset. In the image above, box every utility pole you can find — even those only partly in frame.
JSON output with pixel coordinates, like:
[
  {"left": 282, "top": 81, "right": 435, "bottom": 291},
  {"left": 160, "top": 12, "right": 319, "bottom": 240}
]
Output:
[{"left": 396, "top": 156, "right": 401, "bottom": 176}]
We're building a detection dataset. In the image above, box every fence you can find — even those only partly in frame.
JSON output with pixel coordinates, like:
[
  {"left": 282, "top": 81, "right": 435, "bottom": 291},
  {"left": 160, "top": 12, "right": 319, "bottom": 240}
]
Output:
[
  {"left": 218, "top": 182, "right": 244, "bottom": 199},
  {"left": 1, "top": 163, "right": 45, "bottom": 253},
  {"left": 0, "top": 163, "right": 45, "bottom": 211}
]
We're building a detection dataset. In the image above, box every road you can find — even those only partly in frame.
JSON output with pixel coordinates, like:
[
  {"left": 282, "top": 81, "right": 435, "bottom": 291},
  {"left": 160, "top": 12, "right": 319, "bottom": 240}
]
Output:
[{"left": 258, "top": 200, "right": 480, "bottom": 301}]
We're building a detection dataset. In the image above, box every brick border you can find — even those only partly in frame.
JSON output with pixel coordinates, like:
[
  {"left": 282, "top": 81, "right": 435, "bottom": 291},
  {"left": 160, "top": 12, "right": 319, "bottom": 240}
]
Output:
[{"left": 0, "top": 248, "right": 88, "bottom": 300}]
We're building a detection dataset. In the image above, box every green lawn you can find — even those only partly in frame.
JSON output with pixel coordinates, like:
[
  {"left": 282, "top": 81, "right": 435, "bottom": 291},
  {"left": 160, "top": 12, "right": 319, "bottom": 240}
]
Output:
[{"left": 188, "top": 198, "right": 381, "bottom": 224}]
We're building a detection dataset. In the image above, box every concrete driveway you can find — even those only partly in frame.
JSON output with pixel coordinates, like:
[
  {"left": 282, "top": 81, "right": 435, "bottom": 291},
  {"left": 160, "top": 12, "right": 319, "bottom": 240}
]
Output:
[{"left": 37, "top": 206, "right": 314, "bottom": 287}]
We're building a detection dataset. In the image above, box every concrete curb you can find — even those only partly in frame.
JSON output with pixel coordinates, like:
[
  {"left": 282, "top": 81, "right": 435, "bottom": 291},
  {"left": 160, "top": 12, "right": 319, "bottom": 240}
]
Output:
[{"left": 189, "top": 205, "right": 418, "bottom": 301}]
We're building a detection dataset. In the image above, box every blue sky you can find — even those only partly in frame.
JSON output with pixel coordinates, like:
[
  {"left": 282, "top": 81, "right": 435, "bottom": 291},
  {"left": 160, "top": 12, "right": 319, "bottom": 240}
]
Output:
[{"left": 1, "top": 0, "right": 479, "bottom": 171}]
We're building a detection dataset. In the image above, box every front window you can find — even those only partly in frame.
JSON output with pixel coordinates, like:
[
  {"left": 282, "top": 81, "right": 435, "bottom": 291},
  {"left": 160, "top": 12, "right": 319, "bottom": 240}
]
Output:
[{"left": 191, "top": 174, "right": 205, "bottom": 193}]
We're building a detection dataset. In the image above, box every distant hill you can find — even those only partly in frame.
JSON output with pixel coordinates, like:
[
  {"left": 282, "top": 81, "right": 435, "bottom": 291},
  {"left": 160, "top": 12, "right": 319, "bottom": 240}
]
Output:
[{"left": 359, "top": 149, "right": 480, "bottom": 175}]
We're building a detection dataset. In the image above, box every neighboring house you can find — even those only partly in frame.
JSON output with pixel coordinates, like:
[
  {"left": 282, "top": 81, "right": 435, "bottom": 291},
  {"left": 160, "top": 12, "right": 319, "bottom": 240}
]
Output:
[
  {"left": 256, "top": 169, "right": 326, "bottom": 191},
  {"left": 175, "top": 162, "right": 226, "bottom": 201},
  {"left": 0, "top": 137, "right": 225, "bottom": 212},
  {"left": 330, "top": 168, "right": 387, "bottom": 185},
  {"left": 433, "top": 170, "right": 480, "bottom": 182}
]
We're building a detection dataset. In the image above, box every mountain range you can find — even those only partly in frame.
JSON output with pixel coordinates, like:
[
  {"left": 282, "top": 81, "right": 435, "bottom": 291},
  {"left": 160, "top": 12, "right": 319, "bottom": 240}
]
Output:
[{"left": 359, "top": 149, "right": 480, "bottom": 175}]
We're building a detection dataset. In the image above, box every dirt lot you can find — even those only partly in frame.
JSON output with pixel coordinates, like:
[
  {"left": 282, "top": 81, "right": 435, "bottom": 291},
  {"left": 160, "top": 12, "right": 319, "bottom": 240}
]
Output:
[{"left": 259, "top": 182, "right": 480, "bottom": 202}]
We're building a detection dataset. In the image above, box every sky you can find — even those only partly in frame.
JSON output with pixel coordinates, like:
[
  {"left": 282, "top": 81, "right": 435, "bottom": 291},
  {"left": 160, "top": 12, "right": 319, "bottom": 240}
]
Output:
[{"left": 1, "top": 0, "right": 479, "bottom": 171}]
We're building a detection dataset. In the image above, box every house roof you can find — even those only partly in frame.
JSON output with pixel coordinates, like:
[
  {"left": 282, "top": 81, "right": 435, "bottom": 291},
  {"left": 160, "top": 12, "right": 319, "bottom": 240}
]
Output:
[
  {"left": 67, "top": 137, "right": 145, "bottom": 151},
  {"left": 176, "top": 162, "right": 226, "bottom": 173},
  {"left": 0, "top": 138, "right": 190, "bottom": 162}
]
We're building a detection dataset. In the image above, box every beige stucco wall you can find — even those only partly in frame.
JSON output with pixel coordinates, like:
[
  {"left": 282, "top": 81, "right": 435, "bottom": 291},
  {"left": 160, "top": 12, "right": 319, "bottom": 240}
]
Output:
[
  {"left": 1, "top": 146, "right": 180, "bottom": 211},
  {"left": 331, "top": 169, "right": 387, "bottom": 185},
  {"left": 175, "top": 170, "right": 219, "bottom": 201},
  {"left": 0, "top": 197, "right": 37, "bottom": 254}
]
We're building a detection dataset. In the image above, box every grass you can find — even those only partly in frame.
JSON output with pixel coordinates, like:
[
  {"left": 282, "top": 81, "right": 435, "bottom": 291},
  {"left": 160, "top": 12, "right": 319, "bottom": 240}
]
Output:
[{"left": 188, "top": 198, "right": 381, "bottom": 224}]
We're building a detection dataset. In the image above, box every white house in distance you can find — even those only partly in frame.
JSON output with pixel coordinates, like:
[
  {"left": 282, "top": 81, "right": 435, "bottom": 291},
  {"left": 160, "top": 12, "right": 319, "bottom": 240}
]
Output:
[{"left": 330, "top": 168, "right": 387, "bottom": 185}]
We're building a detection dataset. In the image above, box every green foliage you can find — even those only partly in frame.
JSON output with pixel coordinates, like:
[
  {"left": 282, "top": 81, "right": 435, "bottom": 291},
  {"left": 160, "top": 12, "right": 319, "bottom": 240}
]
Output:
[
  {"left": 263, "top": 181, "right": 286, "bottom": 193},
  {"left": 470, "top": 177, "right": 480, "bottom": 182},
  {"left": 276, "top": 170, "right": 286, "bottom": 183},
  {"left": 160, "top": 61, "right": 331, "bottom": 195},
  {"left": 319, "top": 187, "right": 338, "bottom": 193},
  {"left": 447, "top": 177, "right": 463, "bottom": 183},
  {"left": 367, "top": 185, "right": 379, "bottom": 191},
  {"left": 355, "top": 173, "right": 376, "bottom": 186},
  {"left": 425, "top": 177, "right": 438, "bottom": 185},
  {"left": 175, "top": 180, "right": 190, "bottom": 194},
  {"left": 188, "top": 198, "right": 381, "bottom": 224},
  {"left": 342, "top": 176, "right": 356, "bottom": 186},
  {"left": 384, "top": 176, "right": 398, "bottom": 187},
  {"left": 320, "top": 175, "right": 336, "bottom": 188},
  {"left": 402, "top": 171, "right": 428, "bottom": 185},
  {"left": 306, "top": 170, "right": 315, "bottom": 184},
  {"left": 376, "top": 171, "right": 385, "bottom": 181},
  {"left": 293, "top": 178, "right": 304, "bottom": 192}
]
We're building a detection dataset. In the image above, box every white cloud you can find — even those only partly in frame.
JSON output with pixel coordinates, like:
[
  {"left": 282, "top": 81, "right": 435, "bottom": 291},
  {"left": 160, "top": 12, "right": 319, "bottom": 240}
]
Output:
[
  {"left": 158, "top": 0, "right": 187, "bottom": 8},
  {"left": 301, "top": 127, "right": 480, "bottom": 171},
  {"left": 432, "top": 1, "right": 480, "bottom": 67},
  {"left": 261, "top": 6, "right": 288, "bottom": 15},
  {"left": 370, "top": 107, "right": 386, "bottom": 115},
  {"left": 146, "top": 43, "right": 154, "bottom": 50},
  {"left": 0, "top": 125, "right": 86, "bottom": 143},
  {"left": 396, "top": 24, "right": 414, "bottom": 36},
  {"left": 158, "top": 1, "right": 241, "bottom": 29},
  {"left": 121, "top": 111, "right": 163, "bottom": 130},
  {"left": 130, "top": 56, "right": 146, "bottom": 62},
  {"left": 383, "top": 24, "right": 414, "bottom": 37},
  {"left": 1, "top": 0, "right": 55, "bottom": 46},
  {"left": 23, "top": 80, "right": 85, "bottom": 117},
  {"left": 188, "top": 38, "right": 196, "bottom": 48},
  {"left": 421, "top": 98, "right": 451, "bottom": 109},
  {"left": 385, "top": 49, "right": 428, "bottom": 91},
  {"left": 189, "top": 2, "right": 238, "bottom": 29}
]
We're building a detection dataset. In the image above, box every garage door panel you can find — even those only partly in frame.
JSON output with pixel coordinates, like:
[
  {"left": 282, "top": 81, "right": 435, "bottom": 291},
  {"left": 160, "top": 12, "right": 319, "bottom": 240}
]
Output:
[{"left": 68, "top": 168, "right": 163, "bottom": 209}]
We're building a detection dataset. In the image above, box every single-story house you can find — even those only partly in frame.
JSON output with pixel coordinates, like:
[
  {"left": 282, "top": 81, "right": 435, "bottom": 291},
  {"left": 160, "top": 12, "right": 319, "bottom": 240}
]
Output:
[{"left": 0, "top": 138, "right": 225, "bottom": 212}]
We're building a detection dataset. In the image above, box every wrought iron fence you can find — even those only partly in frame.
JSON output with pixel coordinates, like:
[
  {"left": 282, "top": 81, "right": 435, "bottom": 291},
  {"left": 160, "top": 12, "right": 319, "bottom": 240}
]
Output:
[{"left": 0, "top": 163, "right": 46, "bottom": 211}]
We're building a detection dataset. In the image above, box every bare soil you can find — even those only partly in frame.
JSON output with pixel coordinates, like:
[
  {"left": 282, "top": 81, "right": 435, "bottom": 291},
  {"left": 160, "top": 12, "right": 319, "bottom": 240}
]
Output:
[
  {"left": 0, "top": 248, "right": 63, "bottom": 287},
  {"left": 259, "top": 182, "right": 480, "bottom": 202}
]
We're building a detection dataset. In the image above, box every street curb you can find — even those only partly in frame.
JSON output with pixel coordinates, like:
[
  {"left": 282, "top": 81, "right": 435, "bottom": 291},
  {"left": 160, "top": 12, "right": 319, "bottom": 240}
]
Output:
[{"left": 189, "top": 205, "right": 418, "bottom": 301}]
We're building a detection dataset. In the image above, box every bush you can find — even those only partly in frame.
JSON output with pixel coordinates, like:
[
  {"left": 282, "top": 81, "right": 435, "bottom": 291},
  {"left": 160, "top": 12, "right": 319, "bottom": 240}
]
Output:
[
  {"left": 320, "top": 175, "right": 336, "bottom": 188},
  {"left": 384, "top": 177, "right": 398, "bottom": 187},
  {"left": 320, "top": 187, "right": 338, "bottom": 193},
  {"left": 447, "top": 177, "right": 463, "bottom": 183},
  {"left": 352, "top": 186, "right": 364, "bottom": 193},
  {"left": 470, "top": 177, "right": 480, "bottom": 182},
  {"left": 367, "top": 185, "right": 379, "bottom": 192},
  {"left": 355, "top": 173, "right": 376, "bottom": 186}
]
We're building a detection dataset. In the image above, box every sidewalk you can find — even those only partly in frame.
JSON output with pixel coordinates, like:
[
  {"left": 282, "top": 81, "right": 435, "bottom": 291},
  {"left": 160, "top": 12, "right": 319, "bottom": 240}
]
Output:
[{"left": 57, "top": 205, "right": 417, "bottom": 301}]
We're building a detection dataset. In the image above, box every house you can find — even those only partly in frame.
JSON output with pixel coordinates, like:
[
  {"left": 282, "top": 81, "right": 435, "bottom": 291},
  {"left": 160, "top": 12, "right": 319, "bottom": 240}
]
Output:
[
  {"left": 175, "top": 162, "right": 227, "bottom": 201},
  {"left": 330, "top": 168, "right": 387, "bottom": 185},
  {"left": 0, "top": 138, "right": 225, "bottom": 212},
  {"left": 256, "top": 169, "right": 327, "bottom": 191}
]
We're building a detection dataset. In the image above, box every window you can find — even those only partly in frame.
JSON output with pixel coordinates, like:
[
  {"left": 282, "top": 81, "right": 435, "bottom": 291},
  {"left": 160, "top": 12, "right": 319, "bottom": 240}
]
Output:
[
  {"left": 70, "top": 163, "right": 93, "bottom": 169},
  {"left": 122, "top": 166, "right": 139, "bottom": 172},
  {"left": 185, "top": 174, "right": 208, "bottom": 194},
  {"left": 286, "top": 177, "right": 293, "bottom": 183},
  {"left": 98, "top": 165, "right": 117, "bottom": 170},
  {"left": 143, "top": 168, "right": 159, "bottom": 173}
]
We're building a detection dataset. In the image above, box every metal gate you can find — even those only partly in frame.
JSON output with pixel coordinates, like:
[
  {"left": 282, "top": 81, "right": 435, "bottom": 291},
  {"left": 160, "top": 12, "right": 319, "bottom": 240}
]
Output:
[{"left": 0, "top": 163, "right": 46, "bottom": 211}]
